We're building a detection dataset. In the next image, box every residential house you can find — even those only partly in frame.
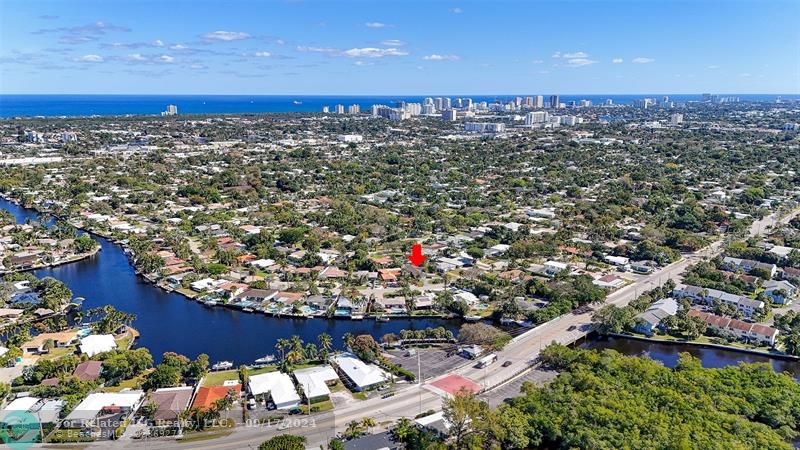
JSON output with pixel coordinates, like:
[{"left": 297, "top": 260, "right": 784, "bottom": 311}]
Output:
[
  {"left": 148, "top": 387, "right": 193, "bottom": 426},
  {"left": 634, "top": 298, "right": 678, "bottom": 335},
  {"left": 293, "top": 366, "right": 340, "bottom": 402},
  {"left": 721, "top": 257, "right": 777, "bottom": 279},
  {"left": 79, "top": 334, "right": 117, "bottom": 357},
  {"left": 192, "top": 384, "right": 241, "bottom": 412},
  {"left": 762, "top": 280, "right": 797, "bottom": 305},
  {"left": 331, "top": 353, "right": 390, "bottom": 392},
  {"left": 248, "top": 372, "right": 301, "bottom": 410},
  {"left": 673, "top": 284, "right": 764, "bottom": 318},
  {"left": 688, "top": 310, "right": 780, "bottom": 346}
]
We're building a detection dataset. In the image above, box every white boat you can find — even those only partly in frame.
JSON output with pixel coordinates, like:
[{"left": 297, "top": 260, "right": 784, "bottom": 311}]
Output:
[
  {"left": 350, "top": 314, "right": 364, "bottom": 320},
  {"left": 242, "top": 307, "right": 254, "bottom": 313},
  {"left": 211, "top": 361, "right": 233, "bottom": 371},
  {"left": 464, "top": 315, "right": 483, "bottom": 322},
  {"left": 293, "top": 100, "right": 302, "bottom": 105},
  {"left": 254, "top": 355, "right": 276, "bottom": 365},
  {"left": 203, "top": 300, "right": 218, "bottom": 307},
  {"left": 376, "top": 315, "right": 390, "bottom": 322}
]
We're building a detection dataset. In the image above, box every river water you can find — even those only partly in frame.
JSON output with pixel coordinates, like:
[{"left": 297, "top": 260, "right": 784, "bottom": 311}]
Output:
[
  {"left": 582, "top": 336, "right": 800, "bottom": 381},
  {"left": 0, "top": 198, "right": 459, "bottom": 364}
]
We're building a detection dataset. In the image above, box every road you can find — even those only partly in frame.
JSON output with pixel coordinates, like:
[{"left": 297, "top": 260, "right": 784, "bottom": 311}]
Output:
[{"left": 88, "top": 207, "right": 800, "bottom": 449}]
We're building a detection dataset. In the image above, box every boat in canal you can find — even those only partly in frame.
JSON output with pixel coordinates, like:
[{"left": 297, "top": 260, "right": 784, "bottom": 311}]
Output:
[
  {"left": 254, "top": 354, "right": 276, "bottom": 365},
  {"left": 211, "top": 361, "right": 234, "bottom": 371}
]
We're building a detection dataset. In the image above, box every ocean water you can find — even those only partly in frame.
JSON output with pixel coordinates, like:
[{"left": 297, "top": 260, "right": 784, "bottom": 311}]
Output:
[{"left": 0, "top": 94, "right": 795, "bottom": 118}]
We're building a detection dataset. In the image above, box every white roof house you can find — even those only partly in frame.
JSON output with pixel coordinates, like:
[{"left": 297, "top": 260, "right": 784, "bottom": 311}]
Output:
[
  {"left": 248, "top": 372, "right": 301, "bottom": 410},
  {"left": 293, "top": 366, "right": 340, "bottom": 400},
  {"left": 79, "top": 334, "right": 117, "bottom": 357},
  {"left": 63, "top": 391, "right": 144, "bottom": 427},
  {"left": 331, "top": 353, "right": 390, "bottom": 392}
]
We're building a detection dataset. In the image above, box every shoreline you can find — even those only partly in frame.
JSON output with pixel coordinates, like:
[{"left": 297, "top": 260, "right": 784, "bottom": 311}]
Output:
[
  {"left": 607, "top": 332, "right": 800, "bottom": 361},
  {"left": 0, "top": 246, "right": 101, "bottom": 275},
  {"left": 0, "top": 194, "right": 456, "bottom": 324}
]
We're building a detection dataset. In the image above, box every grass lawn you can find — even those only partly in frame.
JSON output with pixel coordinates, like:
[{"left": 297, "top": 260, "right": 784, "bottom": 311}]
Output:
[
  {"left": 249, "top": 365, "right": 278, "bottom": 376},
  {"left": 301, "top": 399, "right": 334, "bottom": 413},
  {"left": 39, "top": 346, "right": 77, "bottom": 361},
  {"left": 329, "top": 381, "right": 346, "bottom": 393},
  {"left": 176, "top": 431, "right": 233, "bottom": 443},
  {"left": 352, "top": 392, "right": 368, "bottom": 401},
  {"left": 102, "top": 373, "right": 148, "bottom": 392},
  {"left": 202, "top": 369, "right": 240, "bottom": 386}
]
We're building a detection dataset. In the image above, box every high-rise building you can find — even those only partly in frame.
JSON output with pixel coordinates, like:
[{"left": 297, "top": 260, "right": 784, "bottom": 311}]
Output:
[
  {"left": 535, "top": 95, "right": 544, "bottom": 108},
  {"left": 442, "top": 97, "right": 452, "bottom": 110},
  {"left": 161, "top": 104, "right": 178, "bottom": 116},
  {"left": 670, "top": 113, "right": 684, "bottom": 125},
  {"left": 441, "top": 109, "right": 457, "bottom": 121},
  {"left": 464, "top": 122, "right": 506, "bottom": 133},
  {"left": 423, "top": 97, "right": 434, "bottom": 106},
  {"left": 434, "top": 97, "right": 443, "bottom": 110},
  {"left": 463, "top": 98, "right": 473, "bottom": 110},
  {"left": 61, "top": 132, "right": 78, "bottom": 143},
  {"left": 322, "top": 106, "right": 330, "bottom": 113},
  {"left": 525, "top": 111, "right": 548, "bottom": 125},
  {"left": 335, "top": 104, "right": 345, "bottom": 114},
  {"left": 421, "top": 104, "right": 436, "bottom": 115},
  {"left": 347, "top": 104, "right": 360, "bottom": 114},
  {"left": 579, "top": 99, "right": 592, "bottom": 107},
  {"left": 549, "top": 95, "right": 560, "bottom": 108},
  {"left": 404, "top": 103, "right": 422, "bottom": 116}
]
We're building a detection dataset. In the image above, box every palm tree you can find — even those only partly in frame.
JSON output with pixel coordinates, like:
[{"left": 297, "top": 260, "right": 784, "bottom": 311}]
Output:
[
  {"left": 275, "top": 338, "right": 289, "bottom": 362},
  {"left": 289, "top": 335, "right": 304, "bottom": 355},
  {"left": 393, "top": 417, "right": 414, "bottom": 442},
  {"left": 342, "top": 332, "right": 354, "bottom": 350},
  {"left": 318, "top": 333, "right": 333, "bottom": 362},
  {"left": 360, "top": 417, "right": 376, "bottom": 433},
  {"left": 304, "top": 343, "right": 318, "bottom": 361}
]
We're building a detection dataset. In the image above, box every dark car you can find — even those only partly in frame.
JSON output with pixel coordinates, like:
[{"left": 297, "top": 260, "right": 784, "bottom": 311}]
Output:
[
  {"left": 502, "top": 361, "right": 513, "bottom": 367},
  {"left": 288, "top": 407, "right": 303, "bottom": 415}
]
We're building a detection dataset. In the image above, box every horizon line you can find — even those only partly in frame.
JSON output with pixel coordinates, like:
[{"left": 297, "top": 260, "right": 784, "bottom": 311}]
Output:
[{"left": 2, "top": 92, "right": 798, "bottom": 97}]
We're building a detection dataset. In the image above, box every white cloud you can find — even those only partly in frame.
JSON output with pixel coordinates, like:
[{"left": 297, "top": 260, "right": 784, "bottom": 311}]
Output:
[
  {"left": 157, "top": 55, "right": 174, "bottom": 63},
  {"left": 296, "top": 45, "right": 338, "bottom": 54},
  {"left": 202, "top": 30, "right": 250, "bottom": 41},
  {"left": 190, "top": 64, "right": 206, "bottom": 70},
  {"left": 78, "top": 54, "right": 103, "bottom": 62},
  {"left": 612, "top": 58, "right": 623, "bottom": 64},
  {"left": 451, "top": 7, "right": 463, "bottom": 13},
  {"left": 565, "top": 58, "right": 597, "bottom": 67},
  {"left": 254, "top": 51, "right": 272, "bottom": 57},
  {"left": 423, "top": 54, "right": 460, "bottom": 61},
  {"left": 532, "top": 59, "right": 544, "bottom": 64},
  {"left": 562, "top": 51, "right": 588, "bottom": 58},
  {"left": 365, "top": 22, "right": 386, "bottom": 28},
  {"left": 354, "top": 61, "right": 374, "bottom": 66},
  {"left": 170, "top": 44, "right": 188, "bottom": 50},
  {"left": 342, "top": 47, "right": 407, "bottom": 58},
  {"left": 126, "top": 53, "right": 147, "bottom": 62},
  {"left": 631, "top": 57, "right": 655, "bottom": 64},
  {"left": 551, "top": 51, "right": 562, "bottom": 58},
  {"left": 381, "top": 39, "right": 405, "bottom": 46},
  {"left": 153, "top": 39, "right": 164, "bottom": 47}
]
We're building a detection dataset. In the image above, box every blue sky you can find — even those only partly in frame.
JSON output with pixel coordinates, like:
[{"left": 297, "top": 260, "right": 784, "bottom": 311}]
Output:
[{"left": 1, "top": 0, "right": 798, "bottom": 95}]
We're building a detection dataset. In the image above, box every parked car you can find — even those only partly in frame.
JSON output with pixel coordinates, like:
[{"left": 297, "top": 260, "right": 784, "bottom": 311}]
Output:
[
  {"left": 288, "top": 407, "right": 303, "bottom": 415},
  {"left": 502, "top": 361, "right": 513, "bottom": 367},
  {"left": 247, "top": 398, "right": 256, "bottom": 410}
]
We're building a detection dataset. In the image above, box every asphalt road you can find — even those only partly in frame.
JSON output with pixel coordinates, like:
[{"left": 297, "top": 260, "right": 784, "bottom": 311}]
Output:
[{"left": 83, "top": 207, "right": 800, "bottom": 450}]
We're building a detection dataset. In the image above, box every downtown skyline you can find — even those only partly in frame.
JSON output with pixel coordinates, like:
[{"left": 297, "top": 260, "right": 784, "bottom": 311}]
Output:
[{"left": 1, "top": 0, "right": 799, "bottom": 95}]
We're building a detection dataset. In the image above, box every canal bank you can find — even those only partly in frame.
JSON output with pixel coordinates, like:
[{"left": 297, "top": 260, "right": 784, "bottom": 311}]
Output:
[{"left": 0, "top": 197, "right": 460, "bottom": 364}]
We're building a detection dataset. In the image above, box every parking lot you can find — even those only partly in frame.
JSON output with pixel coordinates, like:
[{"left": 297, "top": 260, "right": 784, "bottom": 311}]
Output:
[
  {"left": 385, "top": 348, "right": 469, "bottom": 381},
  {"left": 480, "top": 368, "right": 558, "bottom": 408}
]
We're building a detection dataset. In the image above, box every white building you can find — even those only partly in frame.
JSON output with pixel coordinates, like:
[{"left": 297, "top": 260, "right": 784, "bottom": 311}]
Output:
[
  {"left": 525, "top": 111, "right": 549, "bottom": 125},
  {"left": 334, "top": 104, "right": 345, "bottom": 114},
  {"left": 79, "top": 334, "right": 117, "bottom": 357},
  {"left": 464, "top": 122, "right": 505, "bottom": 133},
  {"left": 63, "top": 391, "right": 144, "bottom": 429},
  {"left": 293, "top": 366, "right": 340, "bottom": 401},
  {"left": 248, "top": 372, "right": 301, "bottom": 410},
  {"left": 670, "top": 113, "right": 684, "bottom": 125},
  {"left": 331, "top": 353, "right": 390, "bottom": 391},
  {"left": 347, "top": 104, "right": 360, "bottom": 114},
  {"left": 337, "top": 134, "right": 363, "bottom": 143}
]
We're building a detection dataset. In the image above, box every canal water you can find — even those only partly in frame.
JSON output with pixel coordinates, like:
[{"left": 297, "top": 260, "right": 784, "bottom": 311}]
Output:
[
  {"left": 582, "top": 336, "right": 800, "bottom": 381},
  {"left": 1, "top": 198, "right": 459, "bottom": 364}
]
